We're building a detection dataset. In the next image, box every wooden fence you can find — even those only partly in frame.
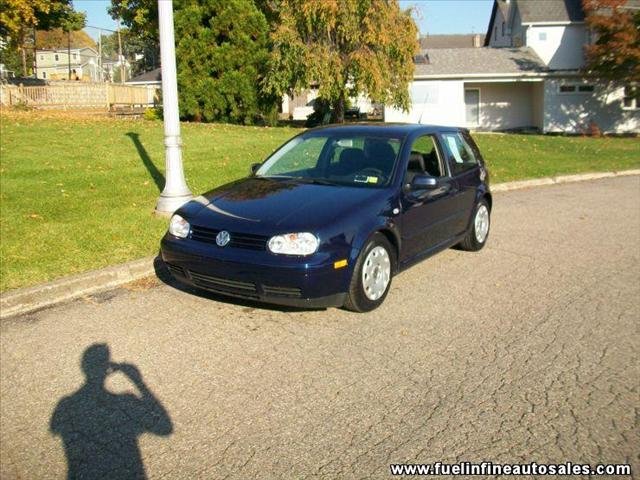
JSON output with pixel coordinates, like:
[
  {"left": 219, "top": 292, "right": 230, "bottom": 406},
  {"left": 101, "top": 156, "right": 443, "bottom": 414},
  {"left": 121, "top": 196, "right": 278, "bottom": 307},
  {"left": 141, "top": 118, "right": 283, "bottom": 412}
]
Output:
[{"left": 0, "top": 83, "right": 159, "bottom": 110}]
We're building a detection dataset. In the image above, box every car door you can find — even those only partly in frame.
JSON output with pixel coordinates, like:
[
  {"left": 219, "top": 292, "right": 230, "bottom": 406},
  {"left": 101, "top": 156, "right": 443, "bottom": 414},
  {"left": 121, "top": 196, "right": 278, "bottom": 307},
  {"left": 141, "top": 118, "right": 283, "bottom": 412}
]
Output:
[
  {"left": 399, "top": 134, "right": 460, "bottom": 261},
  {"left": 439, "top": 131, "right": 482, "bottom": 236}
]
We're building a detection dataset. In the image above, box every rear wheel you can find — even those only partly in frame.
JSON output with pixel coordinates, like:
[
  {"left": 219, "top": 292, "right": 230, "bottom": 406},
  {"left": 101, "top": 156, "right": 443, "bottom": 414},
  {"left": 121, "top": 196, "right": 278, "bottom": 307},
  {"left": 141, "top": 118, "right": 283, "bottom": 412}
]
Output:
[
  {"left": 343, "top": 233, "right": 395, "bottom": 312},
  {"left": 458, "top": 198, "right": 490, "bottom": 251}
]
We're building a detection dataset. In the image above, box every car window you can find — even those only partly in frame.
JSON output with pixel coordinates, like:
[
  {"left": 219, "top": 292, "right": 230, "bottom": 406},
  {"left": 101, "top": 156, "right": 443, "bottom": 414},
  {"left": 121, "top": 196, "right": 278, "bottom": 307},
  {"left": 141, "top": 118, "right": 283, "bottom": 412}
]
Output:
[
  {"left": 406, "top": 135, "right": 443, "bottom": 179},
  {"left": 259, "top": 136, "right": 326, "bottom": 176},
  {"left": 257, "top": 134, "right": 401, "bottom": 187},
  {"left": 441, "top": 133, "right": 478, "bottom": 176}
]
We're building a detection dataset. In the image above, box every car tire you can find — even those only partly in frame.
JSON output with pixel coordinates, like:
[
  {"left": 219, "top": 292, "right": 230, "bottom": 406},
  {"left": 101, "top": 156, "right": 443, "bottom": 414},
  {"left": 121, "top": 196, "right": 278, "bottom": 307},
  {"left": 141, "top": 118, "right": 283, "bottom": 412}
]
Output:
[
  {"left": 458, "top": 197, "right": 491, "bottom": 252},
  {"left": 343, "top": 233, "right": 395, "bottom": 312}
]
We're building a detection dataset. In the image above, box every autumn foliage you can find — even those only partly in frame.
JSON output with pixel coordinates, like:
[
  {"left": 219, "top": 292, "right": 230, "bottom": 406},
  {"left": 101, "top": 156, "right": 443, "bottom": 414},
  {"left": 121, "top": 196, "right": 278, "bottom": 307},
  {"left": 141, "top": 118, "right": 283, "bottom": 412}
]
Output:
[
  {"left": 583, "top": 0, "right": 640, "bottom": 82},
  {"left": 262, "top": 0, "right": 419, "bottom": 122}
]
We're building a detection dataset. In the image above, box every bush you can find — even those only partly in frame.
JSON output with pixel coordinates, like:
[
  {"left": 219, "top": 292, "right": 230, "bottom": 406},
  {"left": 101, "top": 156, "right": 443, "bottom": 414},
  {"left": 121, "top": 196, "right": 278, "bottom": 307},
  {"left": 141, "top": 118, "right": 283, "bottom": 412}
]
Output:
[
  {"left": 143, "top": 107, "right": 162, "bottom": 121},
  {"left": 174, "top": 0, "right": 276, "bottom": 124}
]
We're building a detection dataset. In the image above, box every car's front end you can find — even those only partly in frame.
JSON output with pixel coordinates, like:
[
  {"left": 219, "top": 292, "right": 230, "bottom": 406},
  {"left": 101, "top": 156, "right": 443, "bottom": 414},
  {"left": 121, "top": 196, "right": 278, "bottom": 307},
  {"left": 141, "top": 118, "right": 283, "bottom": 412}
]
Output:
[
  {"left": 159, "top": 175, "right": 389, "bottom": 308},
  {"left": 161, "top": 220, "right": 351, "bottom": 308}
]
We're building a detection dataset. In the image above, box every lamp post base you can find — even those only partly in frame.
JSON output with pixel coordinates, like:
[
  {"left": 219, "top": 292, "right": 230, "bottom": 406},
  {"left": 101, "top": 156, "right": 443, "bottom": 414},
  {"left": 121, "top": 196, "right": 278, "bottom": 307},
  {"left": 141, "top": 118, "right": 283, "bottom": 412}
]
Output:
[{"left": 154, "top": 193, "right": 193, "bottom": 216}]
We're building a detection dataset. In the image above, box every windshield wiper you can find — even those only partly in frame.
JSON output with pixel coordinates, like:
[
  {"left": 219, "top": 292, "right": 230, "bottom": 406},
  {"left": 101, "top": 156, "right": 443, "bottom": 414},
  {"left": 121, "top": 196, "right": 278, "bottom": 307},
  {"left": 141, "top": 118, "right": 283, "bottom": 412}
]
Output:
[{"left": 292, "top": 177, "right": 340, "bottom": 186}]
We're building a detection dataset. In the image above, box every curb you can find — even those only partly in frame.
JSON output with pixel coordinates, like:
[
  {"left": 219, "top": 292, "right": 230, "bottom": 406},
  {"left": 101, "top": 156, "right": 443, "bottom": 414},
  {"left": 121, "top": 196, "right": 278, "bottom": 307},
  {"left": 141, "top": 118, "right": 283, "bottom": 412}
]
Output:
[
  {"left": 1, "top": 169, "right": 639, "bottom": 320},
  {"left": 0, "top": 256, "right": 157, "bottom": 320},
  {"left": 491, "top": 169, "right": 640, "bottom": 192}
]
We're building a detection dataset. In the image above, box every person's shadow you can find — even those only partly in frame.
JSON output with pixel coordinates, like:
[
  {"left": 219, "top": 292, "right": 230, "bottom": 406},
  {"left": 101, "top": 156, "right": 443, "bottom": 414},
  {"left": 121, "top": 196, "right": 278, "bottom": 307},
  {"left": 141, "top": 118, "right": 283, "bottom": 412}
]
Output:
[{"left": 50, "top": 344, "right": 173, "bottom": 479}]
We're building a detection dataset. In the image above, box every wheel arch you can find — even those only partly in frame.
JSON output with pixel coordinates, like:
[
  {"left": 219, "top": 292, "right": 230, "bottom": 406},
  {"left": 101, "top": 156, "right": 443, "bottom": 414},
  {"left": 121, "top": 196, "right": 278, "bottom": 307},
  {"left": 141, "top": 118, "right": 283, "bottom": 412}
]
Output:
[{"left": 484, "top": 191, "right": 493, "bottom": 211}]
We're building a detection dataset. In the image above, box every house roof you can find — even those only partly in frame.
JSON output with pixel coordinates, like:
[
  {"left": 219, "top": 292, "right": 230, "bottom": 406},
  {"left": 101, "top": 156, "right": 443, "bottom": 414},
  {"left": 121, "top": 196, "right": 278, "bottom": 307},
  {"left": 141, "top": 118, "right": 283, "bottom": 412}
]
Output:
[
  {"left": 414, "top": 47, "right": 547, "bottom": 78},
  {"left": 126, "top": 68, "right": 161, "bottom": 83},
  {"left": 36, "top": 46, "right": 98, "bottom": 55},
  {"left": 419, "top": 34, "right": 485, "bottom": 49},
  {"left": 517, "top": 0, "right": 585, "bottom": 23}
]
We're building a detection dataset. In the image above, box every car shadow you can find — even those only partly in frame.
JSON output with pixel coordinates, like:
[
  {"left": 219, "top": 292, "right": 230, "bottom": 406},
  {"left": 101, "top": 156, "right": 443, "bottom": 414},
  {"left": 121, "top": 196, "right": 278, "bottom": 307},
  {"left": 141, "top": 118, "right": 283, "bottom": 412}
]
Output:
[
  {"left": 153, "top": 256, "right": 324, "bottom": 313},
  {"left": 126, "top": 132, "right": 165, "bottom": 192},
  {"left": 50, "top": 343, "right": 173, "bottom": 479}
]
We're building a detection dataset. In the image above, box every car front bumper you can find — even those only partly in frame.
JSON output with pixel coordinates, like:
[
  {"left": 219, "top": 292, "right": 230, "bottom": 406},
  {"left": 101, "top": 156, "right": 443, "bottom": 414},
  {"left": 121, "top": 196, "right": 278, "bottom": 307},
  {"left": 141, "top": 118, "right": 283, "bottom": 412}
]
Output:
[{"left": 160, "top": 235, "right": 350, "bottom": 308}]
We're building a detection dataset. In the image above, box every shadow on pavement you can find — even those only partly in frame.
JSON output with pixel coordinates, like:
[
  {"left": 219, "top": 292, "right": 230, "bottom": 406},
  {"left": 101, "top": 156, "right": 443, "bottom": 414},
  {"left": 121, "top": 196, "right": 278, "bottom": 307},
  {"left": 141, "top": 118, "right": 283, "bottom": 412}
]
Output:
[
  {"left": 50, "top": 344, "right": 172, "bottom": 479},
  {"left": 153, "top": 256, "right": 320, "bottom": 313}
]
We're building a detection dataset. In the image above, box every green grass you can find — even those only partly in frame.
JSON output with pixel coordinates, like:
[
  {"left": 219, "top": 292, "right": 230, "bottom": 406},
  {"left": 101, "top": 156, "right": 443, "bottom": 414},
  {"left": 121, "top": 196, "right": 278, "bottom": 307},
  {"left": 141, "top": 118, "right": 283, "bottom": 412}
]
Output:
[
  {"left": 474, "top": 133, "right": 640, "bottom": 182},
  {"left": 1, "top": 112, "right": 638, "bottom": 291}
]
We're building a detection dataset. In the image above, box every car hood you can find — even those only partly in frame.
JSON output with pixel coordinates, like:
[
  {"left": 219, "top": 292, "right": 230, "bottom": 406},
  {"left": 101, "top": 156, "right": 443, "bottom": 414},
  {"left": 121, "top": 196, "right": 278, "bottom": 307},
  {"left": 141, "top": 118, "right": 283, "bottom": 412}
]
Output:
[{"left": 190, "top": 177, "right": 384, "bottom": 230}]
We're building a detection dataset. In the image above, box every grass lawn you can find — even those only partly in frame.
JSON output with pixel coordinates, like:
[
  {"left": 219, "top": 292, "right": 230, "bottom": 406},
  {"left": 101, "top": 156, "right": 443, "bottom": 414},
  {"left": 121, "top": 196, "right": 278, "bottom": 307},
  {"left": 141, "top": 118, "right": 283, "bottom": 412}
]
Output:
[{"left": 1, "top": 111, "right": 638, "bottom": 292}]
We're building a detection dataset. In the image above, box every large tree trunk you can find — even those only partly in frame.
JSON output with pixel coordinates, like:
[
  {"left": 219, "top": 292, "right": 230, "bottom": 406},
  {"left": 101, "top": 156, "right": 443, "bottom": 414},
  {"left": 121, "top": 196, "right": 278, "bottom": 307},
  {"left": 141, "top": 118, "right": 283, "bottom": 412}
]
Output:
[{"left": 332, "top": 91, "right": 345, "bottom": 123}]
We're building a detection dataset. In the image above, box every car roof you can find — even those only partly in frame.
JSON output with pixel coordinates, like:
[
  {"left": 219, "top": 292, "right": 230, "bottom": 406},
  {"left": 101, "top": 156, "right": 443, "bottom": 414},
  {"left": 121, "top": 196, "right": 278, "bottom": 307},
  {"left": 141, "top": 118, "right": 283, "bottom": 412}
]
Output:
[{"left": 306, "top": 123, "right": 464, "bottom": 137}]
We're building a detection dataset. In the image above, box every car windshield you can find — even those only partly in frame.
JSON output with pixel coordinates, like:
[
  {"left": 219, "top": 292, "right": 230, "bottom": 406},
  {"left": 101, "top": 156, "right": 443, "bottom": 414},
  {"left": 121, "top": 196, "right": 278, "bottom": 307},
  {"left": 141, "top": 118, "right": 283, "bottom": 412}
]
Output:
[{"left": 255, "top": 133, "right": 403, "bottom": 187}]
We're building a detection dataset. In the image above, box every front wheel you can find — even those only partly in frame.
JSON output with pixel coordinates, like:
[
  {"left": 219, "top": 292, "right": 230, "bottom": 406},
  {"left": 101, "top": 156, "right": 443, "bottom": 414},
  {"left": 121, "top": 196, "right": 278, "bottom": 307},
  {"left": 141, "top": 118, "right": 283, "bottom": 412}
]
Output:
[
  {"left": 458, "top": 198, "right": 491, "bottom": 251},
  {"left": 343, "top": 233, "right": 395, "bottom": 312}
]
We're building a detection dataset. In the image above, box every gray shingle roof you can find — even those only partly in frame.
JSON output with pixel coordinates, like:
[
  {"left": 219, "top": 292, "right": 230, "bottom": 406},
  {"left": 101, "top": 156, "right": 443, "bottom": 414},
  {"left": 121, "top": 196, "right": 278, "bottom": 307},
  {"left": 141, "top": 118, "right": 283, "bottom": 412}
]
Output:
[
  {"left": 414, "top": 47, "right": 547, "bottom": 77},
  {"left": 127, "top": 67, "right": 161, "bottom": 83},
  {"left": 517, "top": 0, "right": 585, "bottom": 23},
  {"left": 419, "top": 34, "right": 485, "bottom": 49}
]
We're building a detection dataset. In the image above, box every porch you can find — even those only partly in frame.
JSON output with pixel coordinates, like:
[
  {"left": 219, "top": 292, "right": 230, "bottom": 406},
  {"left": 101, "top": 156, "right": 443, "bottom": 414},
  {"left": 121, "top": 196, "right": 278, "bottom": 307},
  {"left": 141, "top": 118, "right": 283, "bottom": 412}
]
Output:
[{"left": 463, "top": 80, "right": 544, "bottom": 132}]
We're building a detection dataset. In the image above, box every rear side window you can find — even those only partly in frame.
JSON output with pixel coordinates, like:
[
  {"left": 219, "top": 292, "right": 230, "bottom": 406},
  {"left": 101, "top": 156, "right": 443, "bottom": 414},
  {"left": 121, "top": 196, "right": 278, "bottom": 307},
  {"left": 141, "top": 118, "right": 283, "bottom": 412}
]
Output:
[{"left": 441, "top": 132, "right": 478, "bottom": 176}]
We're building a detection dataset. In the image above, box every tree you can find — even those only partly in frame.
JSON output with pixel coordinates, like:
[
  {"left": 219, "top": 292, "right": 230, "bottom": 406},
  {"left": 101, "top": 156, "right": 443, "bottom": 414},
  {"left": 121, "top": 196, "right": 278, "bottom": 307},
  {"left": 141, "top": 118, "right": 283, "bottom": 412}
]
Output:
[
  {"left": 112, "top": 0, "right": 276, "bottom": 123},
  {"left": 36, "top": 28, "right": 95, "bottom": 49},
  {"left": 262, "top": 0, "right": 419, "bottom": 122},
  {"left": 100, "top": 29, "right": 159, "bottom": 77},
  {"left": 108, "top": 0, "right": 158, "bottom": 42},
  {"left": 0, "top": 0, "right": 77, "bottom": 76},
  {"left": 583, "top": 0, "right": 640, "bottom": 82}
]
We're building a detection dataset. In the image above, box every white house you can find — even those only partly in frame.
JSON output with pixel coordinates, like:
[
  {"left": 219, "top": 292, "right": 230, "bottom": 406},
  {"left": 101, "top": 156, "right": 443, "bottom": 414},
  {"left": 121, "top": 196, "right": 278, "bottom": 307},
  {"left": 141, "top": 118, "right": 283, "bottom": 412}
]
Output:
[
  {"left": 36, "top": 47, "right": 101, "bottom": 82},
  {"left": 387, "top": 0, "right": 639, "bottom": 134}
]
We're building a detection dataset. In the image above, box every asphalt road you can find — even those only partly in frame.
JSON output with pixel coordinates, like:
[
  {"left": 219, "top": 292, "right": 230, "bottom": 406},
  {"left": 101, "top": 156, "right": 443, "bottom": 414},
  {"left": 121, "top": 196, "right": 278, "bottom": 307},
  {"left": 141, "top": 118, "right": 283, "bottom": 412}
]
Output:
[{"left": 1, "top": 176, "right": 639, "bottom": 479}]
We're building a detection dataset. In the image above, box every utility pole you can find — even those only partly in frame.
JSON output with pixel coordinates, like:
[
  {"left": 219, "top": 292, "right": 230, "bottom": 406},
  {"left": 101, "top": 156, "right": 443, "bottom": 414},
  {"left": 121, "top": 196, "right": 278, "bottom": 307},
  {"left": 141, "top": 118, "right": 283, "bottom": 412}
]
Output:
[
  {"left": 98, "top": 29, "right": 103, "bottom": 81},
  {"left": 117, "top": 21, "right": 125, "bottom": 83},
  {"left": 67, "top": 29, "right": 71, "bottom": 79},
  {"left": 155, "top": 0, "right": 192, "bottom": 214},
  {"left": 33, "top": 28, "right": 37, "bottom": 79}
]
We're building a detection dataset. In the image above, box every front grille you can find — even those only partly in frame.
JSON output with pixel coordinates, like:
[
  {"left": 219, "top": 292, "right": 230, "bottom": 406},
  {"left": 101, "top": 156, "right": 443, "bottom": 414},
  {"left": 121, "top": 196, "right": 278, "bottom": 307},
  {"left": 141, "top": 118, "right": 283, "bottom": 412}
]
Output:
[
  {"left": 262, "top": 285, "right": 303, "bottom": 298},
  {"left": 166, "top": 263, "right": 186, "bottom": 277},
  {"left": 188, "top": 270, "right": 258, "bottom": 297},
  {"left": 190, "top": 225, "right": 268, "bottom": 251}
]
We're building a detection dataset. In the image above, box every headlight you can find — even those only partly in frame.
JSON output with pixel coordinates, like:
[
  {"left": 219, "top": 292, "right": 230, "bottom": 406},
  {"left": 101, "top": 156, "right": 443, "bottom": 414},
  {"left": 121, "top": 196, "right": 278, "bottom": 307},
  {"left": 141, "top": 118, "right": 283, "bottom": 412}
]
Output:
[
  {"left": 268, "top": 232, "right": 319, "bottom": 256},
  {"left": 169, "top": 214, "right": 190, "bottom": 238}
]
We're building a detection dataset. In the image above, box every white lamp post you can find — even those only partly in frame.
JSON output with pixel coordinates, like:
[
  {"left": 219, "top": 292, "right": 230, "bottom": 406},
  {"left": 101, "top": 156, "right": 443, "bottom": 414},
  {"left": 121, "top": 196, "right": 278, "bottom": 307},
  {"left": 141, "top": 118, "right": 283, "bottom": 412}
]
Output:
[{"left": 155, "top": 0, "right": 192, "bottom": 215}]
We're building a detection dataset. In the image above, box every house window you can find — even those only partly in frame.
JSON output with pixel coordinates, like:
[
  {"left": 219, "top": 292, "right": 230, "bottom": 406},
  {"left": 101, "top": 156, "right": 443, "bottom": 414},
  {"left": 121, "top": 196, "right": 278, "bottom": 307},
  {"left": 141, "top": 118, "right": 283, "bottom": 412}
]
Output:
[
  {"left": 42, "top": 71, "right": 46, "bottom": 79},
  {"left": 73, "top": 53, "right": 77, "bottom": 60},
  {"left": 40, "top": 55, "right": 44, "bottom": 60},
  {"left": 623, "top": 86, "right": 638, "bottom": 109},
  {"left": 539, "top": 32, "right": 547, "bottom": 41},
  {"left": 559, "top": 84, "right": 595, "bottom": 95},
  {"left": 54, "top": 54, "right": 59, "bottom": 61}
]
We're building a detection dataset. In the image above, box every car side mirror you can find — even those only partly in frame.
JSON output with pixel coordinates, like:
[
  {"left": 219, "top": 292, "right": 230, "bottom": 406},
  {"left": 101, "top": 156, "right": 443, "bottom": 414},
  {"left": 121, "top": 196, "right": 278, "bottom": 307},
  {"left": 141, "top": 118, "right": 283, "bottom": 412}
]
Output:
[
  {"left": 250, "top": 162, "right": 261, "bottom": 175},
  {"left": 411, "top": 174, "right": 438, "bottom": 190}
]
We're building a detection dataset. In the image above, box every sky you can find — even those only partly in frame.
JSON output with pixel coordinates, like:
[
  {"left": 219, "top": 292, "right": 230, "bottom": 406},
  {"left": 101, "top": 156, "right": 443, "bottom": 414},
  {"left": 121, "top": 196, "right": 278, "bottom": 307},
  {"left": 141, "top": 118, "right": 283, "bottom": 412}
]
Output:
[{"left": 73, "top": 0, "right": 495, "bottom": 40}]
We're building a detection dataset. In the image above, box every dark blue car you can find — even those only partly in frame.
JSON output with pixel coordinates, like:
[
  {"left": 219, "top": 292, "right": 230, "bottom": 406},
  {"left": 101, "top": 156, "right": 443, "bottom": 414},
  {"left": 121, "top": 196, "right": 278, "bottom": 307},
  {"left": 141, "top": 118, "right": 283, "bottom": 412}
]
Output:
[{"left": 161, "top": 124, "right": 491, "bottom": 312}]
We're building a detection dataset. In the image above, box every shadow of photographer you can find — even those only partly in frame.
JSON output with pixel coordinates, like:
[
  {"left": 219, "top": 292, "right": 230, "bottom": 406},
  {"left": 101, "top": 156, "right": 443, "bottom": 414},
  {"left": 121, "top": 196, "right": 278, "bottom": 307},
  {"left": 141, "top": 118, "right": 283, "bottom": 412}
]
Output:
[{"left": 50, "top": 344, "right": 172, "bottom": 479}]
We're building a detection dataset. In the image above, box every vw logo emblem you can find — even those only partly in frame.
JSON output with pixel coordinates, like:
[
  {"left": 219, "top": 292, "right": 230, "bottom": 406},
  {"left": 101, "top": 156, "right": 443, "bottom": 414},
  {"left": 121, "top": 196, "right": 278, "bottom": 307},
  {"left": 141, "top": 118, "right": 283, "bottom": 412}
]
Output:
[{"left": 216, "top": 230, "right": 231, "bottom": 247}]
